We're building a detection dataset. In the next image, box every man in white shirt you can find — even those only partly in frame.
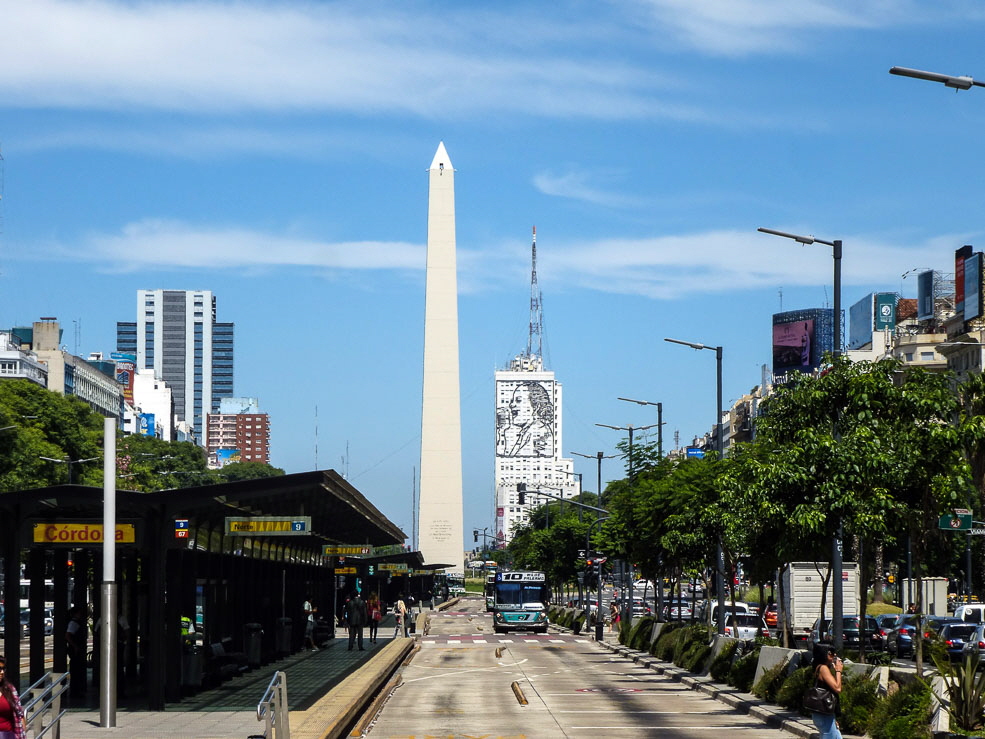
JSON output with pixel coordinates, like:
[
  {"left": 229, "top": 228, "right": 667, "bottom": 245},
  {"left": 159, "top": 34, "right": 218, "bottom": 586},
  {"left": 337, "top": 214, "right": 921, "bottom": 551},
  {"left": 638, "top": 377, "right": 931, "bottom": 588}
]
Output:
[{"left": 303, "top": 597, "right": 318, "bottom": 651}]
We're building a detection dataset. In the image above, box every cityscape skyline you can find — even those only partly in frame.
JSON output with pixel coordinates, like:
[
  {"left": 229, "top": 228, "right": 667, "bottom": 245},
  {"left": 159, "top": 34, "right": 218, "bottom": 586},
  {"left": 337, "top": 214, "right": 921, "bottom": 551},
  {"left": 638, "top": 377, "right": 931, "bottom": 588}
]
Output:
[{"left": 2, "top": 1, "right": 984, "bottom": 544}]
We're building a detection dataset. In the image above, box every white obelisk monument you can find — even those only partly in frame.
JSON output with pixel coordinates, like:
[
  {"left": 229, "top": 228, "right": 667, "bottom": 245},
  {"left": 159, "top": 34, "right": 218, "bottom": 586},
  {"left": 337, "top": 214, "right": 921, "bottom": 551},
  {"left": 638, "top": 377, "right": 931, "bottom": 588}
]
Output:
[{"left": 418, "top": 141, "right": 464, "bottom": 575}]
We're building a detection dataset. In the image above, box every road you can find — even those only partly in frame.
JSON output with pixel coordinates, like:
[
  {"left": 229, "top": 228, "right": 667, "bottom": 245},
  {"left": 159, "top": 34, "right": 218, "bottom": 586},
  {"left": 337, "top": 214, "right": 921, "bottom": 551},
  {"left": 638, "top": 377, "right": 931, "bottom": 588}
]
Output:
[{"left": 365, "top": 595, "right": 791, "bottom": 738}]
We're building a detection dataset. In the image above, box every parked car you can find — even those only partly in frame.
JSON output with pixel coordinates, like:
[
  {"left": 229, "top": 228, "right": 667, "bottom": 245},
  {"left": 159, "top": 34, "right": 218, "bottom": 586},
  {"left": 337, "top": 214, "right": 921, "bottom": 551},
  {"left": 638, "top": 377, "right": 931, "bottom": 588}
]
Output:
[
  {"left": 873, "top": 613, "right": 899, "bottom": 650},
  {"left": 723, "top": 614, "right": 771, "bottom": 640},
  {"left": 663, "top": 599, "right": 693, "bottom": 620},
  {"left": 822, "top": 616, "right": 881, "bottom": 651},
  {"left": 807, "top": 617, "right": 831, "bottom": 651},
  {"left": 912, "top": 615, "right": 962, "bottom": 658},
  {"left": 937, "top": 622, "right": 981, "bottom": 663},
  {"left": 764, "top": 604, "right": 778, "bottom": 629},
  {"left": 886, "top": 614, "right": 919, "bottom": 657}
]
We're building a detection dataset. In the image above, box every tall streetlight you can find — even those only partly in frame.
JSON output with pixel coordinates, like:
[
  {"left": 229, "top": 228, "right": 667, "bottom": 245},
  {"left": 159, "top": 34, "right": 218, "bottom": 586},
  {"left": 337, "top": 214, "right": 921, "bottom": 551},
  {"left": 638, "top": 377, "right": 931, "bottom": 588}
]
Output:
[
  {"left": 594, "top": 422, "right": 658, "bottom": 631},
  {"left": 664, "top": 337, "right": 726, "bottom": 635},
  {"left": 571, "top": 451, "right": 616, "bottom": 640},
  {"left": 39, "top": 455, "right": 100, "bottom": 485},
  {"left": 890, "top": 66, "right": 985, "bottom": 91},
  {"left": 758, "top": 226, "right": 845, "bottom": 650},
  {"left": 758, "top": 228, "right": 842, "bottom": 358},
  {"left": 617, "top": 398, "right": 665, "bottom": 458}
]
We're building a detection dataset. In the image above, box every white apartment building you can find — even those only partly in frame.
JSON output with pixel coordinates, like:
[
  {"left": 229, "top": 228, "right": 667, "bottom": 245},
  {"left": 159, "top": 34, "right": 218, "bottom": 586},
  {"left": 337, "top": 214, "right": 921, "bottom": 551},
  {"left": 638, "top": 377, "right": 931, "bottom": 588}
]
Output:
[{"left": 493, "top": 354, "right": 578, "bottom": 545}]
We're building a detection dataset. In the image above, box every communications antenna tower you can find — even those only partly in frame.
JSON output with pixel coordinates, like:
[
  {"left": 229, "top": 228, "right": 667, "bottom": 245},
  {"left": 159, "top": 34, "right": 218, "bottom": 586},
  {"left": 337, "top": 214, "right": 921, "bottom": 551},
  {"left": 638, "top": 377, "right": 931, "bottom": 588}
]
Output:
[{"left": 526, "top": 226, "right": 543, "bottom": 360}]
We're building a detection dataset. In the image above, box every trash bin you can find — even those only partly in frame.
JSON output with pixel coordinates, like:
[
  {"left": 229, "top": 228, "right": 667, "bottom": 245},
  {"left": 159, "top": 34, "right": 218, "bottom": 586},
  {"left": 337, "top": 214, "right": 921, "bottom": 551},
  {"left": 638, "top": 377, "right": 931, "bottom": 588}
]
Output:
[
  {"left": 275, "top": 617, "right": 292, "bottom": 655},
  {"left": 244, "top": 623, "right": 263, "bottom": 668},
  {"left": 181, "top": 636, "right": 203, "bottom": 688}
]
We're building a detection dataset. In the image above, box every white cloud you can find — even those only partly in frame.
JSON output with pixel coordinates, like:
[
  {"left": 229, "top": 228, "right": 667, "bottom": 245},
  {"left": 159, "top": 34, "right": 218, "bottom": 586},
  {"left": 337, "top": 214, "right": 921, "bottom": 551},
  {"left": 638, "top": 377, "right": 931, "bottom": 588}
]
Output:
[
  {"left": 631, "top": 0, "right": 956, "bottom": 56},
  {"left": 20, "top": 219, "right": 970, "bottom": 301},
  {"left": 0, "top": 0, "right": 690, "bottom": 121},
  {"left": 532, "top": 169, "right": 646, "bottom": 209}
]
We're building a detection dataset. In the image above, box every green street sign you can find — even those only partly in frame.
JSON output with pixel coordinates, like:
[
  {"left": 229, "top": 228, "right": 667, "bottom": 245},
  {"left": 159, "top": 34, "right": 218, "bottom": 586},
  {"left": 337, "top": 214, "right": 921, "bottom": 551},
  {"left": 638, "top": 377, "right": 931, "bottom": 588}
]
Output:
[{"left": 939, "top": 513, "right": 972, "bottom": 531}]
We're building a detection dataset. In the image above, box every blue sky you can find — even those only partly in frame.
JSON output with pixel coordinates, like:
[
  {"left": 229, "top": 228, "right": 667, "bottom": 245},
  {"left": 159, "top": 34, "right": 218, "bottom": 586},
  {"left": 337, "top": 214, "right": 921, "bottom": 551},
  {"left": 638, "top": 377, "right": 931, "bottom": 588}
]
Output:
[{"left": 2, "top": 0, "right": 985, "bottom": 545}]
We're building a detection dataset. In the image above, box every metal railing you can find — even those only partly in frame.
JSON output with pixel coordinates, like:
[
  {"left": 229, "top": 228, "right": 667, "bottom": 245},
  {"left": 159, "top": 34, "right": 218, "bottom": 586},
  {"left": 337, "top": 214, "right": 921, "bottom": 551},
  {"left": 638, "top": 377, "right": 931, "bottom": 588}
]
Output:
[
  {"left": 253, "top": 670, "right": 290, "bottom": 739},
  {"left": 22, "top": 671, "right": 69, "bottom": 739}
]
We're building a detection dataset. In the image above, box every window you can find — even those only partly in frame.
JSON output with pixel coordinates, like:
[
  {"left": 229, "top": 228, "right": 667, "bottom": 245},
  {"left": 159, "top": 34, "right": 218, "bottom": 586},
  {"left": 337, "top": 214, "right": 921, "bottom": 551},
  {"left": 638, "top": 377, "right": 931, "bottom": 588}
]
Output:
[
  {"left": 921, "top": 351, "right": 935, "bottom": 361},
  {"left": 904, "top": 353, "right": 914, "bottom": 362}
]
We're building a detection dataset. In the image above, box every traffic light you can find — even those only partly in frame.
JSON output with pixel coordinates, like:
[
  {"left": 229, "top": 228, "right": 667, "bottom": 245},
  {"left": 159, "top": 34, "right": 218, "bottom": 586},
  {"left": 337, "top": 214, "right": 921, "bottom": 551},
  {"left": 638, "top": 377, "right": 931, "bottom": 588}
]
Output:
[
  {"left": 474, "top": 530, "right": 478, "bottom": 543},
  {"left": 516, "top": 482, "right": 526, "bottom": 505}
]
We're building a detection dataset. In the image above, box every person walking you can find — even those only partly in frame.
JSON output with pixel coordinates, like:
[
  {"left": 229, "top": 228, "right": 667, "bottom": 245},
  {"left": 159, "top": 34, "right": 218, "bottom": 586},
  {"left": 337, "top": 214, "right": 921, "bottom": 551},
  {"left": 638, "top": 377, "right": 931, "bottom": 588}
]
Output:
[
  {"left": 367, "top": 594, "right": 382, "bottom": 644},
  {"left": 345, "top": 591, "right": 368, "bottom": 651},
  {"left": 0, "top": 655, "right": 26, "bottom": 739},
  {"left": 808, "top": 644, "right": 843, "bottom": 739},
  {"left": 393, "top": 594, "right": 408, "bottom": 638},
  {"left": 303, "top": 596, "right": 318, "bottom": 651},
  {"left": 65, "top": 606, "right": 87, "bottom": 698}
]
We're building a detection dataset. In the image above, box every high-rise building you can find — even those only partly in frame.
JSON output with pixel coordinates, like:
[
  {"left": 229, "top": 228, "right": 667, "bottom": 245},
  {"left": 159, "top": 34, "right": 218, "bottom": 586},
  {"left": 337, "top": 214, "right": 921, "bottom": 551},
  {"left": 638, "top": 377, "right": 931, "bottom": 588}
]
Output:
[
  {"left": 206, "top": 397, "right": 270, "bottom": 467},
  {"left": 117, "top": 290, "right": 234, "bottom": 443},
  {"left": 418, "top": 142, "right": 465, "bottom": 575},
  {"left": 494, "top": 229, "right": 578, "bottom": 545}
]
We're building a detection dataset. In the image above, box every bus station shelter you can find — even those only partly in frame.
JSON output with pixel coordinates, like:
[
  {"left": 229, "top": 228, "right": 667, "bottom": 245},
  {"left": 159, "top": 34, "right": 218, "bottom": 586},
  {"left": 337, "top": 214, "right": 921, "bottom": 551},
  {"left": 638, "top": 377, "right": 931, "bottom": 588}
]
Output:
[{"left": 0, "top": 469, "right": 405, "bottom": 708}]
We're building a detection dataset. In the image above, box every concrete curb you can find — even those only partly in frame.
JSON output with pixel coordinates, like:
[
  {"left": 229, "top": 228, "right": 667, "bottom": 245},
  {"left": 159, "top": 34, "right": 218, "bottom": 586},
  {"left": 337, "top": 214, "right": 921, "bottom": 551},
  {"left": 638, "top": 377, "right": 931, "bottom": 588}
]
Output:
[
  {"left": 290, "top": 637, "right": 416, "bottom": 739},
  {"left": 597, "top": 641, "right": 820, "bottom": 738}
]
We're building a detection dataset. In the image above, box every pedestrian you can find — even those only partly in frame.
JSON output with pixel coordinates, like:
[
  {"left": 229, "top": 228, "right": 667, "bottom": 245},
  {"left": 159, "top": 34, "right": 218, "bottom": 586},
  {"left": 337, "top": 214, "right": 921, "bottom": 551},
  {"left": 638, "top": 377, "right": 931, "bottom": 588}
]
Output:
[
  {"left": 303, "top": 596, "right": 318, "bottom": 651},
  {"left": 906, "top": 602, "right": 916, "bottom": 614},
  {"left": 367, "top": 594, "right": 382, "bottom": 644},
  {"left": 0, "top": 655, "right": 25, "bottom": 739},
  {"left": 393, "top": 594, "right": 408, "bottom": 638},
  {"left": 345, "top": 591, "right": 368, "bottom": 651},
  {"left": 610, "top": 601, "right": 619, "bottom": 632},
  {"left": 65, "top": 606, "right": 87, "bottom": 697},
  {"left": 807, "top": 644, "right": 843, "bottom": 739}
]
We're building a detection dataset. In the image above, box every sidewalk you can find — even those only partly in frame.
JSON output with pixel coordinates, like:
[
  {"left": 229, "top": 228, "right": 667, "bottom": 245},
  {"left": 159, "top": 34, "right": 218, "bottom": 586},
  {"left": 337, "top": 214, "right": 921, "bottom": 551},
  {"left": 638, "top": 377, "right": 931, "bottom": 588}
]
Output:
[
  {"left": 596, "top": 629, "right": 822, "bottom": 738},
  {"left": 56, "top": 614, "right": 421, "bottom": 739}
]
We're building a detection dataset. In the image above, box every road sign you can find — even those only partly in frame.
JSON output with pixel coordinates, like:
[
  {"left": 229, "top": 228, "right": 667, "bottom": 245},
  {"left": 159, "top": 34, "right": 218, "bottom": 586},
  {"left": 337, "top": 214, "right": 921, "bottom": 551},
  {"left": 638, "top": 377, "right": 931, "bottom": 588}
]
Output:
[
  {"left": 225, "top": 516, "right": 312, "bottom": 536},
  {"left": 972, "top": 528, "right": 985, "bottom": 536},
  {"left": 335, "top": 567, "right": 357, "bottom": 575},
  {"left": 323, "top": 545, "right": 373, "bottom": 556},
  {"left": 379, "top": 563, "right": 408, "bottom": 572},
  {"left": 939, "top": 513, "right": 972, "bottom": 531}
]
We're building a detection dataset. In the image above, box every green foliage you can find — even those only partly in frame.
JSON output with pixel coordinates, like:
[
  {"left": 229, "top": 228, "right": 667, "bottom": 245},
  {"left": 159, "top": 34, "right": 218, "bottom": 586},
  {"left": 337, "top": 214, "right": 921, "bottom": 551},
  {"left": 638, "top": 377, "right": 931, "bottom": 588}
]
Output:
[
  {"left": 839, "top": 672, "right": 880, "bottom": 736},
  {"left": 775, "top": 665, "right": 813, "bottom": 711},
  {"left": 681, "top": 642, "right": 712, "bottom": 672},
  {"left": 653, "top": 622, "right": 686, "bottom": 661},
  {"left": 627, "top": 616, "right": 656, "bottom": 650},
  {"left": 930, "top": 649, "right": 985, "bottom": 731},
  {"left": 752, "top": 659, "right": 788, "bottom": 702},
  {"left": 728, "top": 648, "right": 760, "bottom": 692},
  {"left": 868, "top": 680, "right": 933, "bottom": 739},
  {"left": 672, "top": 625, "right": 711, "bottom": 667},
  {"left": 709, "top": 639, "right": 739, "bottom": 682}
]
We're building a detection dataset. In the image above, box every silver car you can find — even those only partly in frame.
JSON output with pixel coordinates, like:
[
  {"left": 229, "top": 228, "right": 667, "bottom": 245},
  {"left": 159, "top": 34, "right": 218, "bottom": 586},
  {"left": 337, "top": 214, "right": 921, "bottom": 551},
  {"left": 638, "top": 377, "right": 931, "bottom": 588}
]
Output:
[{"left": 724, "top": 614, "right": 770, "bottom": 640}]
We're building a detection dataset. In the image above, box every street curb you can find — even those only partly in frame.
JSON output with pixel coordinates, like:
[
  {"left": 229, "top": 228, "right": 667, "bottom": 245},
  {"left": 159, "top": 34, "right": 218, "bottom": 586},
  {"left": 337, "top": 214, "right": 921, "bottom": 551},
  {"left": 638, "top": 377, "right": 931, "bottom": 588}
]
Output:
[{"left": 597, "top": 641, "right": 819, "bottom": 738}]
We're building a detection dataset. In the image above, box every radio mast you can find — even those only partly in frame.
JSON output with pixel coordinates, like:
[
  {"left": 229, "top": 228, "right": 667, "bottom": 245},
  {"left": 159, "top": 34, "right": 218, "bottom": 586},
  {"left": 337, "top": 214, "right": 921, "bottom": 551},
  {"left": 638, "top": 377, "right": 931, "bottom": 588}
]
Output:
[{"left": 526, "top": 226, "right": 543, "bottom": 361}]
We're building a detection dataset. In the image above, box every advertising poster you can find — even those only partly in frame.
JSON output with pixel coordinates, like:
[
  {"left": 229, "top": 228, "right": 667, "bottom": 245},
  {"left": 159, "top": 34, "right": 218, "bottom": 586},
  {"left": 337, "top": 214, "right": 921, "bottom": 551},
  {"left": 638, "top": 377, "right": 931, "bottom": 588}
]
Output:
[
  {"left": 495, "top": 379, "right": 555, "bottom": 458},
  {"left": 138, "top": 413, "right": 155, "bottom": 437},
  {"left": 848, "top": 294, "right": 874, "bottom": 350},
  {"left": 772, "top": 318, "right": 815, "bottom": 374},
  {"left": 917, "top": 270, "right": 935, "bottom": 321},
  {"left": 956, "top": 245, "right": 973, "bottom": 314},
  {"left": 965, "top": 253, "right": 982, "bottom": 322},
  {"left": 216, "top": 449, "right": 241, "bottom": 468},
  {"left": 115, "top": 359, "right": 136, "bottom": 404},
  {"left": 874, "top": 293, "right": 896, "bottom": 331}
]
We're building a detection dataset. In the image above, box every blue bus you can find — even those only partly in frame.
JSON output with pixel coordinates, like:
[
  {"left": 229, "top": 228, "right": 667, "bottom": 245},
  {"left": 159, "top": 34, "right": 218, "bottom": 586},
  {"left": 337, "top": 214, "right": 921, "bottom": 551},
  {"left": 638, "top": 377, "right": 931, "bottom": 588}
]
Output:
[{"left": 492, "top": 571, "right": 549, "bottom": 634}]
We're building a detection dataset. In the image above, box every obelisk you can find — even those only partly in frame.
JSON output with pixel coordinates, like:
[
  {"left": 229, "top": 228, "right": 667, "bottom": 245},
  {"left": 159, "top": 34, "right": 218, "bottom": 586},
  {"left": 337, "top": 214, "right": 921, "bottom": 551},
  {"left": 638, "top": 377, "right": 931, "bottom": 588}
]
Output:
[{"left": 418, "top": 141, "right": 464, "bottom": 575}]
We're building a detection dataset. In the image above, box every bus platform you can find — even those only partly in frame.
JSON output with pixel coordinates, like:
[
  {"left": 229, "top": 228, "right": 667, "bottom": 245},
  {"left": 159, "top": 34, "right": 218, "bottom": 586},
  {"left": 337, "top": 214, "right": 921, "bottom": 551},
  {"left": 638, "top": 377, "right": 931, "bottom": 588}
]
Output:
[{"left": 56, "top": 615, "right": 420, "bottom": 739}]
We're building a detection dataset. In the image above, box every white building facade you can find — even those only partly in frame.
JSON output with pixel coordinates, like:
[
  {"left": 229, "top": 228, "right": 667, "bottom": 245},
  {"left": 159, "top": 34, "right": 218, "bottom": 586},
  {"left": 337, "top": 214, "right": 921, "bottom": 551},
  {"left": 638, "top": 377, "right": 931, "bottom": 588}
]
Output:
[{"left": 494, "top": 354, "right": 578, "bottom": 545}]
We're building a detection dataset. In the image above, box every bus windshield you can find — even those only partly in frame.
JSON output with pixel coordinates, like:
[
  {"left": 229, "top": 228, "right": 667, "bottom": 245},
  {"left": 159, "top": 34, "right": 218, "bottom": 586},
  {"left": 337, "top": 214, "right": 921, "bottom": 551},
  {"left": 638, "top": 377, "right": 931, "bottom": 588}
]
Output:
[{"left": 495, "top": 583, "right": 546, "bottom": 609}]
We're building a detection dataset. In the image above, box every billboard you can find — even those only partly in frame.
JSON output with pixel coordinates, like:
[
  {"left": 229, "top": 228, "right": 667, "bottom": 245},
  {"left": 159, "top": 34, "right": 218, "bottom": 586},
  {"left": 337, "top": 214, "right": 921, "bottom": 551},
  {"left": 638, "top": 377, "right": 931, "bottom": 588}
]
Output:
[
  {"left": 216, "top": 449, "right": 241, "bottom": 467},
  {"left": 773, "top": 318, "right": 815, "bottom": 373},
  {"left": 956, "top": 245, "right": 973, "bottom": 314},
  {"left": 495, "top": 379, "right": 555, "bottom": 458},
  {"left": 137, "top": 413, "right": 155, "bottom": 437},
  {"left": 115, "top": 358, "right": 136, "bottom": 404},
  {"left": 875, "top": 293, "right": 897, "bottom": 331},
  {"left": 966, "top": 253, "right": 983, "bottom": 322},
  {"left": 848, "top": 294, "right": 874, "bottom": 350},
  {"left": 917, "top": 270, "right": 935, "bottom": 321}
]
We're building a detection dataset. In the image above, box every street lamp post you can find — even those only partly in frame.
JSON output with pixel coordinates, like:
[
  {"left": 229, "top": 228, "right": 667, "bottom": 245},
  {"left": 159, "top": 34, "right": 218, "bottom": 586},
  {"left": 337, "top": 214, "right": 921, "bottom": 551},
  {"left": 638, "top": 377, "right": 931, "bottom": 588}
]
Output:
[
  {"left": 617, "top": 398, "right": 665, "bottom": 458},
  {"left": 890, "top": 66, "right": 985, "bottom": 91},
  {"left": 758, "top": 227, "right": 844, "bottom": 651},
  {"left": 664, "top": 337, "right": 726, "bottom": 635},
  {"left": 39, "top": 455, "right": 100, "bottom": 485},
  {"left": 595, "top": 423, "right": 658, "bottom": 632}
]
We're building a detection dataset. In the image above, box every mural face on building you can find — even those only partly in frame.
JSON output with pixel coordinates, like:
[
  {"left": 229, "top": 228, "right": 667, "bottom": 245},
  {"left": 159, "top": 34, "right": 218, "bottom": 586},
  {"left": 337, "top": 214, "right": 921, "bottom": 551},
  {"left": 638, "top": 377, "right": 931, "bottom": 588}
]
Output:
[{"left": 496, "top": 380, "right": 555, "bottom": 457}]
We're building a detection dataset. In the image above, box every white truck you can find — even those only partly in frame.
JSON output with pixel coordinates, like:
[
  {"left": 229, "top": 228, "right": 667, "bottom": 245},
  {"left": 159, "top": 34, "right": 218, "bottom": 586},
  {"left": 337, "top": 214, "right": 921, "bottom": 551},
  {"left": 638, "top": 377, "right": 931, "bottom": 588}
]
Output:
[{"left": 779, "top": 561, "right": 860, "bottom": 644}]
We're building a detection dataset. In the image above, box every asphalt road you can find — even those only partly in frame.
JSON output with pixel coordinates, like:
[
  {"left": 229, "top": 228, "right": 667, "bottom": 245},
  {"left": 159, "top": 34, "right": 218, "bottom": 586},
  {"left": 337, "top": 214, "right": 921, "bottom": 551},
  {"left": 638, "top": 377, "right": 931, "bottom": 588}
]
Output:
[{"left": 365, "top": 595, "right": 791, "bottom": 738}]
